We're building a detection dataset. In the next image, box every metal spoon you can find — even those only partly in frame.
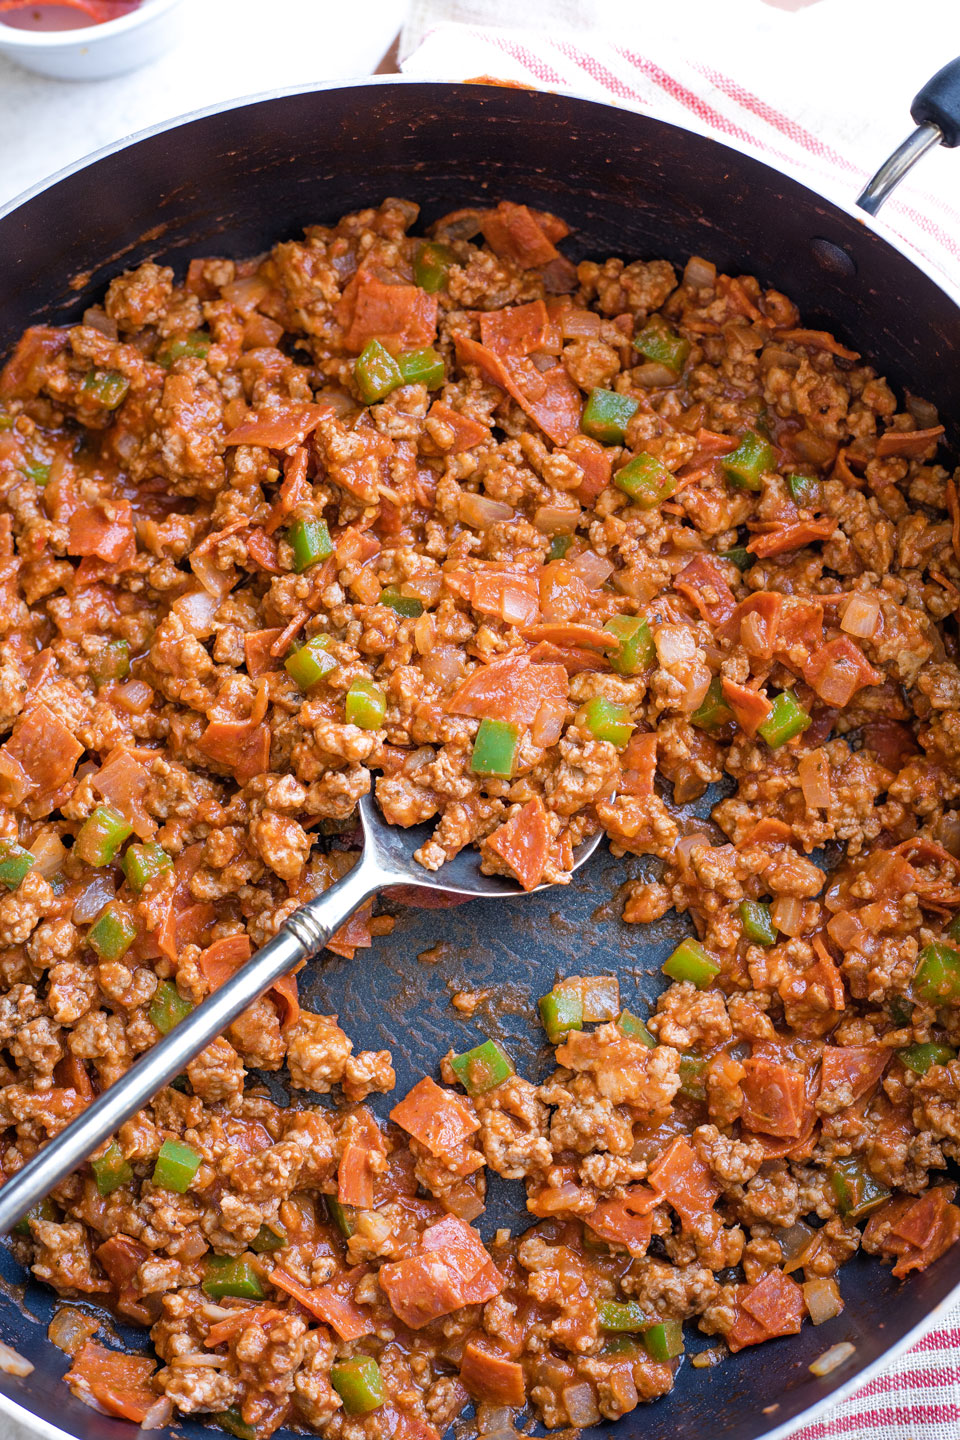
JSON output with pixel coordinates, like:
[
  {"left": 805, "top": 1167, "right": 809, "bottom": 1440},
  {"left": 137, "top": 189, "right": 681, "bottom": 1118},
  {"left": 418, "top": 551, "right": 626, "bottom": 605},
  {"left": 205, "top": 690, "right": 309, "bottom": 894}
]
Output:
[{"left": 0, "top": 793, "right": 603, "bottom": 1232}]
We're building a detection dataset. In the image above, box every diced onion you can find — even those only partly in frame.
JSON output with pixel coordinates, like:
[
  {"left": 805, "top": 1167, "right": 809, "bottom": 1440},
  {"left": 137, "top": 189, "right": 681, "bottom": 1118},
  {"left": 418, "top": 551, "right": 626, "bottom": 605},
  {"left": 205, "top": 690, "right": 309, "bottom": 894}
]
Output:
[
  {"left": 826, "top": 909, "right": 862, "bottom": 948},
  {"left": 421, "top": 646, "right": 464, "bottom": 687},
  {"left": 0, "top": 1340, "right": 33, "bottom": 1377},
  {"left": 906, "top": 392, "right": 939, "bottom": 429},
  {"left": 315, "top": 387, "right": 355, "bottom": 418},
  {"left": 684, "top": 256, "right": 717, "bottom": 289},
  {"left": 691, "top": 1347, "right": 726, "bottom": 1368},
  {"left": 48, "top": 1307, "right": 99, "bottom": 1356},
  {"left": 562, "top": 308, "right": 601, "bottom": 339},
  {"left": 190, "top": 549, "right": 236, "bottom": 599},
  {"left": 140, "top": 1397, "right": 175, "bottom": 1430},
  {"left": 413, "top": 614, "right": 436, "bottom": 655},
  {"left": 458, "top": 492, "right": 514, "bottom": 529},
  {"left": 532, "top": 697, "right": 566, "bottom": 748},
  {"left": 73, "top": 874, "right": 116, "bottom": 923},
  {"left": 443, "top": 1182, "right": 485, "bottom": 1221},
  {"left": 403, "top": 573, "right": 441, "bottom": 605},
  {"left": 576, "top": 975, "right": 620, "bottom": 1022},
  {"left": 570, "top": 550, "right": 614, "bottom": 589},
  {"left": 172, "top": 587, "right": 219, "bottom": 637},
  {"left": 654, "top": 624, "right": 696, "bottom": 666},
  {"left": 113, "top": 679, "right": 154, "bottom": 715},
  {"left": 634, "top": 361, "right": 678, "bottom": 389},
  {"left": 760, "top": 346, "right": 802, "bottom": 374},
  {"left": 534, "top": 1182, "right": 582, "bottom": 1214},
  {"left": 676, "top": 833, "right": 712, "bottom": 871},
  {"left": 402, "top": 747, "right": 436, "bottom": 775},
  {"left": 741, "top": 612, "right": 770, "bottom": 657},
  {"left": 82, "top": 307, "right": 117, "bottom": 340},
  {"left": 534, "top": 502, "right": 580, "bottom": 535},
  {"left": 563, "top": 1383, "right": 601, "bottom": 1427},
  {"left": 677, "top": 659, "right": 712, "bottom": 714},
  {"left": 476, "top": 1405, "right": 515, "bottom": 1435},
  {"left": 779, "top": 1220, "right": 817, "bottom": 1272},
  {"left": 770, "top": 896, "right": 804, "bottom": 938},
  {"left": 799, "top": 749, "right": 832, "bottom": 809},
  {"left": 221, "top": 274, "right": 270, "bottom": 313},
  {"left": 840, "top": 594, "right": 880, "bottom": 639},
  {"left": 29, "top": 828, "right": 67, "bottom": 878},
  {"left": 809, "top": 1341, "right": 855, "bottom": 1377},
  {"left": 803, "top": 1277, "right": 843, "bottom": 1325},
  {"left": 501, "top": 582, "right": 537, "bottom": 626}
]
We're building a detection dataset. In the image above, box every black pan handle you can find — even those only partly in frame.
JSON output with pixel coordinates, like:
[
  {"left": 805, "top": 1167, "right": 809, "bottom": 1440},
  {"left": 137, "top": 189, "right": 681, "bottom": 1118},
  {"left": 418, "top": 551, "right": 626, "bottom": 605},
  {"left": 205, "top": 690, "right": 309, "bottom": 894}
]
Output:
[
  {"left": 857, "top": 55, "right": 960, "bottom": 215},
  {"left": 911, "top": 56, "right": 960, "bottom": 147}
]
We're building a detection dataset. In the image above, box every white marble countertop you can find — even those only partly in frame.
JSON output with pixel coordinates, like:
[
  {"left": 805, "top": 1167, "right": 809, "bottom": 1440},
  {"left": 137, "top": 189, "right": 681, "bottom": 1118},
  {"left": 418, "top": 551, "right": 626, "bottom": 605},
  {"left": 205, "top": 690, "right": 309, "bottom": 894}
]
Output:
[{"left": 0, "top": 0, "right": 406, "bottom": 208}]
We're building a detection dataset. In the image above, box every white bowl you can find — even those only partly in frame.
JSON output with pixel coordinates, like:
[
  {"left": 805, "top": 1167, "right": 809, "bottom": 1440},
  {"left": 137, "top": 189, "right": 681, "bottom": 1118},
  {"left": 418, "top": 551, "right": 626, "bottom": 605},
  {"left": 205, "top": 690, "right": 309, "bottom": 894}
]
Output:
[{"left": 0, "top": 0, "right": 185, "bottom": 80}]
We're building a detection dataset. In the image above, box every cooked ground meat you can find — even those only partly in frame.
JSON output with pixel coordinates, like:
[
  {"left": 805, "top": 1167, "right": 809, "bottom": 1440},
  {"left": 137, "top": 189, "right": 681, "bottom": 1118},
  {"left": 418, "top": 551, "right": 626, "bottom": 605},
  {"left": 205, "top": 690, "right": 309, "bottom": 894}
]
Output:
[{"left": 1, "top": 196, "right": 960, "bottom": 1439}]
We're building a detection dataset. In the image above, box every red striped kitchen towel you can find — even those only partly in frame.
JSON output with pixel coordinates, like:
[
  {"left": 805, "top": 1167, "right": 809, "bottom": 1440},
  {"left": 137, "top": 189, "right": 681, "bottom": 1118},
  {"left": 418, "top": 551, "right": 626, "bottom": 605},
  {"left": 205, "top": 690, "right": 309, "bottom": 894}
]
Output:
[
  {"left": 400, "top": 7, "right": 960, "bottom": 295},
  {"left": 401, "top": 11, "right": 960, "bottom": 1437}
]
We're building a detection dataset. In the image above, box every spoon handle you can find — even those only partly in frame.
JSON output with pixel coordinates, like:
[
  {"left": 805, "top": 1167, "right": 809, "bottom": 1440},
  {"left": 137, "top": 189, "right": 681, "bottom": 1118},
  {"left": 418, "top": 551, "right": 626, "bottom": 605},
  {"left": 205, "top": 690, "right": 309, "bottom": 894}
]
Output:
[{"left": 0, "top": 848, "right": 382, "bottom": 1234}]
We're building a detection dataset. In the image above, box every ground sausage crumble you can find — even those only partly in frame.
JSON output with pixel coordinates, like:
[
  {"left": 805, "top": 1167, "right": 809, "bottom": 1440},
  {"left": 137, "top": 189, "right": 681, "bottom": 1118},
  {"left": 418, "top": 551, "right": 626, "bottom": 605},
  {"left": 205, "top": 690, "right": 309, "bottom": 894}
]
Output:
[{"left": 1, "top": 196, "right": 960, "bottom": 1437}]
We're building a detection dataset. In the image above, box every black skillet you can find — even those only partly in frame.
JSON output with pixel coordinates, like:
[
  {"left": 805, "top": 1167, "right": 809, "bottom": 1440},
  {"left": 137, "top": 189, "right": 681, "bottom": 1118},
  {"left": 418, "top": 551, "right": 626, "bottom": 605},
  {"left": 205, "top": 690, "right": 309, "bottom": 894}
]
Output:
[{"left": 2, "top": 59, "right": 960, "bottom": 1440}]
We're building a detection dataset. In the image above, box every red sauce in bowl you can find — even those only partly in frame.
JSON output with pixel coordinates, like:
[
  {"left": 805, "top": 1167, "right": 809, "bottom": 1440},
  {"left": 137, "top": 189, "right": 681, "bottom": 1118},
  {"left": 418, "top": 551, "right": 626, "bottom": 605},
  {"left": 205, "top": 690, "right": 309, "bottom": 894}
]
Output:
[{"left": 0, "top": 0, "right": 140, "bottom": 29}]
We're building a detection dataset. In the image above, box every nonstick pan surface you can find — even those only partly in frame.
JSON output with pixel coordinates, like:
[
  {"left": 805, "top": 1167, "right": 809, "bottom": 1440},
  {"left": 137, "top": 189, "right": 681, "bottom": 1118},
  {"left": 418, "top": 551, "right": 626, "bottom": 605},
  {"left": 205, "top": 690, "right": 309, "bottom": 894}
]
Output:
[{"left": 1, "top": 77, "right": 960, "bottom": 1440}]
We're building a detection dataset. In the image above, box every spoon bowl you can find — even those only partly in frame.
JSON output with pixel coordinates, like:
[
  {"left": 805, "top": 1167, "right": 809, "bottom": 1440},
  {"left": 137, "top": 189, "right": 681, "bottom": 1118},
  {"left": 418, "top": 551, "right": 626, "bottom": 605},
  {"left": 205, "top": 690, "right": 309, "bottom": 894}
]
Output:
[{"left": 0, "top": 793, "right": 605, "bottom": 1233}]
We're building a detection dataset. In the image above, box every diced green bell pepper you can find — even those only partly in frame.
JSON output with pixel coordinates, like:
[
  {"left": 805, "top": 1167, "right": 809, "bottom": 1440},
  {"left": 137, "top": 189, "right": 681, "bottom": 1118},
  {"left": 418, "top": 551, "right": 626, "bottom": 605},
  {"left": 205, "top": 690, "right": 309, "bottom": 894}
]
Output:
[
  {"left": 74, "top": 804, "right": 133, "bottom": 867},
  {"left": 691, "top": 676, "right": 734, "bottom": 732},
  {"left": 604, "top": 615, "right": 655, "bottom": 675},
  {"left": 828, "top": 1157, "right": 890, "bottom": 1221},
  {"left": 330, "top": 1356, "right": 386, "bottom": 1415},
  {"left": 720, "top": 545, "right": 752, "bottom": 571},
  {"left": 581, "top": 388, "right": 639, "bottom": 445},
  {"left": 618, "top": 1010, "right": 656, "bottom": 1047},
  {"left": 0, "top": 412, "right": 12, "bottom": 431},
  {"left": 326, "top": 1196, "right": 359, "bottom": 1237},
  {"left": 87, "top": 906, "right": 137, "bottom": 962},
  {"left": 539, "top": 988, "right": 584, "bottom": 1044},
  {"left": 449, "top": 1038, "right": 515, "bottom": 1096},
  {"left": 602, "top": 1334, "right": 642, "bottom": 1358},
  {"left": 156, "top": 332, "right": 211, "bottom": 368},
  {"left": 92, "top": 639, "right": 130, "bottom": 686},
  {"left": 757, "top": 690, "right": 810, "bottom": 749},
  {"left": 414, "top": 241, "right": 455, "bottom": 294},
  {"left": 398, "top": 347, "right": 444, "bottom": 389},
  {"left": 787, "top": 472, "right": 822, "bottom": 508},
  {"left": 470, "top": 717, "right": 519, "bottom": 777},
  {"left": 722, "top": 430, "right": 775, "bottom": 491},
  {"left": 12, "top": 1196, "right": 57, "bottom": 1238},
  {"left": 121, "top": 841, "right": 172, "bottom": 893},
  {"left": 379, "top": 587, "right": 424, "bottom": 618},
  {"left": 888, "top": 995, "right": 914, "bottom": 1027},
  {"left": 250, "top": 1222, "right": 287, "bottom": 1254},
  {"left": 663, "top": 938, "right": 720, "bottom": 989},
  {"left": 898, "top": 1042, "right": 956, "bottom": 1076},
  {"left": 946, "top": 914, "right": 960, "bottom": 945},
  {"left": 678, "top": 1055, "right": 707, "bottom": 1102},
  {"left": 355, "top": 339, "right": 403, "bottom": 404},
  {"left": 614, "top": 452, "right": 676, "bottom": 509},
  {"left": 83, "top": 369, "right": 129, "bottom": 410},
  {"left": 345, "top": 677, "right": 387, "bottom": 730},
  {"left": 214, "top": 1409, "right": 256, "bottom": 1440},
  {"left": 547, "top": 534, "right": 574, "bottom": 561},
  {"left": 575, "top": 696, "right": 634, "bottom": 748},
  {"left": 285, "top": 635, "right": 336, "bottom": 690},
  {"left": 149, "top": 980, "right": 194, "bottom": 1036},
  {"left": 202, "top": 1255, "right": 266, "bottom": 1301},
  {"left": 21, "top": 461, "right": 51, "bottom": 486},
  {"left": 914, "top": 943, "right": 960, "bottom": 1006},
  {"left": 288, "top": 517, "right": 333, "bottom": 573},
  {"left": 153, "top": 1138, "right": 201, "bottom": 1193},
  {"left": 739, "top": 900, "right": 777, "bottom": 947},
  {"left": 598, "top": 1299, "right": 650, "bottom": 1332},
  {"left": 0, "top": 840, "right": 35, "bottom": 891},
  {"left": 92, "top": 1141, "right": 133, "bottom": 1197},
  {"left": 643, "top": 1320, "right": 684, "bottom": 1361},
  {"left": 633, "top": 317, "right": 690, "bottom": 375}
]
